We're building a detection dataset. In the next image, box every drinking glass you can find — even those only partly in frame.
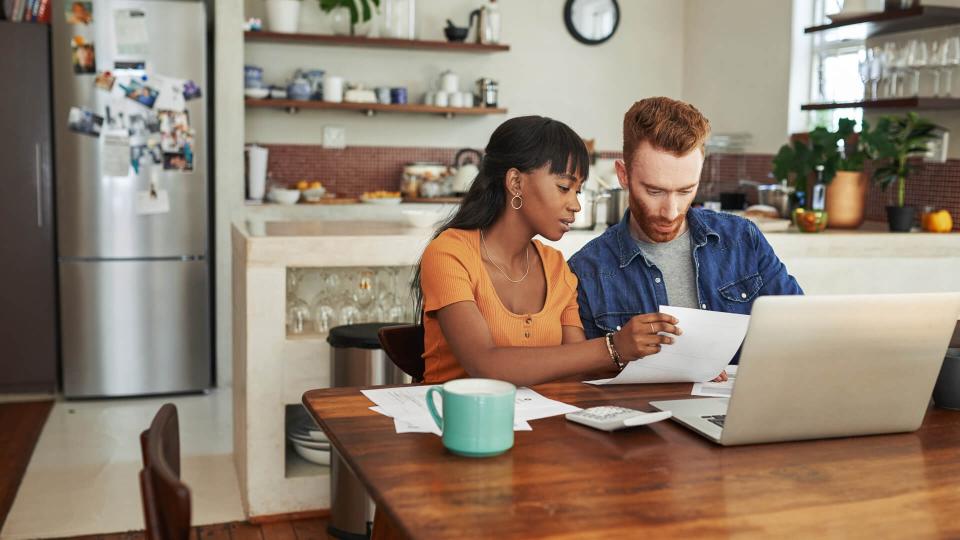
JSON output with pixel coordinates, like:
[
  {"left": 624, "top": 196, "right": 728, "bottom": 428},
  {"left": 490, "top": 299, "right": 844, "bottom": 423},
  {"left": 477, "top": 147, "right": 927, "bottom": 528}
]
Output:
[
  {"left": 906, "top": 39, "right": 928, "bottom": 97},
  {"left": 868, "top": 46, "right": 883, "bottom": 100},
  {"left": 859, "top": 49, "right": 872, "bottom": 100},
  {"left": 353, "top": 269, "right": 376, "bottom": 311},
  {"left": 339, "top": 305, "right": 361, "bottom": 325},
  {"left": 942, "top": 37, "right": 960, "bottom": 97},
  {"left": 286, "top": 296, "right": 311, "bottom": 334},
  {"left": 312, "top": 300, "right": 336, "bottom": 334}
]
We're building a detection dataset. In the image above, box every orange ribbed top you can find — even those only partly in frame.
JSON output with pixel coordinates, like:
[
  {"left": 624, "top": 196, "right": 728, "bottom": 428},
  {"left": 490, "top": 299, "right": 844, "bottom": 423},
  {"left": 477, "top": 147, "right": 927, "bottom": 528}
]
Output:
[{"left": 419, "top": 228, "right": 583, "bottom": 383}]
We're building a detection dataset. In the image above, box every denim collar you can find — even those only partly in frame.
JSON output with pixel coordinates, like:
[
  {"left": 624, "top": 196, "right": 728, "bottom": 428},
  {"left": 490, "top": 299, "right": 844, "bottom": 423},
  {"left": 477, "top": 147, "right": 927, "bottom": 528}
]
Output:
[{"left": 613, "top": 208, "right": 721, "bottom": 269}]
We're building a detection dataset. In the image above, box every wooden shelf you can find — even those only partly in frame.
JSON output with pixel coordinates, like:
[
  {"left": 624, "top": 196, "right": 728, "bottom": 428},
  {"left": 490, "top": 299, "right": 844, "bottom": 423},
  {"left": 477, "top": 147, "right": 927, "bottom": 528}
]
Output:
[
  {"left": 801, "top": 97, "right": 960, "bottom": 111},
  {"left": 245, "top": 98, "right": 507, "bottom": 117},
  {"left": 244, "top": 31, "right": 510, "bottom": 52},
  {"left": 804, "top": 6, "right": 960, "bottom": 40}
]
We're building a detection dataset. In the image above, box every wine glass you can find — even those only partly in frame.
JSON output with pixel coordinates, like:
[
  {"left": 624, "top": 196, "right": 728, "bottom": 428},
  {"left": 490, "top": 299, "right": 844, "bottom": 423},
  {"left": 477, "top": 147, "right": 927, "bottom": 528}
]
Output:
[
  {"left": 312, "top": 299, "right": 336, "bottom": 334},
  {"left": 868, "top": 46, "right": 883, "bottom": 100},
  {"left": 286, "top": 296, "right": 311, "bottom": 334},
  {"left": 859, "top": 48, "right": 872, "bottom": 100}
]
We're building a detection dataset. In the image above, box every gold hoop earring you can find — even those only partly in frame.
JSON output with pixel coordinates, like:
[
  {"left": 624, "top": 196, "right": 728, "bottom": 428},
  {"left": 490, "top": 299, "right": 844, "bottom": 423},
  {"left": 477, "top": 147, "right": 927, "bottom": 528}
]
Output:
[{"left": 511, "top": 193, "right": 523, "bottom": 210}]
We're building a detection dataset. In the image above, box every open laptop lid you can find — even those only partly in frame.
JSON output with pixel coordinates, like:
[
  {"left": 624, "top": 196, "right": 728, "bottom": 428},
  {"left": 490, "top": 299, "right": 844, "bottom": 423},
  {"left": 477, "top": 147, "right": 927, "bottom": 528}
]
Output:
[{"left": 718, "top": 293, "right": 960, "bottom": 446}]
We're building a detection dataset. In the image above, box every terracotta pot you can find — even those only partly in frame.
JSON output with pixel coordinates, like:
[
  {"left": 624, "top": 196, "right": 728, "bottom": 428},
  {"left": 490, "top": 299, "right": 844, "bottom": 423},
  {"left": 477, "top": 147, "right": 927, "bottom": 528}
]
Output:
[{"left": 825, "top": 171, "right": 867, "bottom": 229}]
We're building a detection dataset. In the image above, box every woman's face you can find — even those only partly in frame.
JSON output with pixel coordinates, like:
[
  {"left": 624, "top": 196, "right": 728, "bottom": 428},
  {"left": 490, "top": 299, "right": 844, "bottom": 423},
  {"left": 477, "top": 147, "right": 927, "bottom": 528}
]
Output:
[{"left": 509, "top": 162, "right": 584, "bottom": 241}]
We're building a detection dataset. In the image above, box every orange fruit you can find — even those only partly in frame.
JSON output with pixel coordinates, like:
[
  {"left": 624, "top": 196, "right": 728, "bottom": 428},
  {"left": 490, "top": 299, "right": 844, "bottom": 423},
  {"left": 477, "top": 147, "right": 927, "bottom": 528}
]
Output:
[
  {"left": 926, "top": 210, "right": 953, "bottom": 233},
  {"left": 296, "top": 180, "right": 309, "bottom": 191}
]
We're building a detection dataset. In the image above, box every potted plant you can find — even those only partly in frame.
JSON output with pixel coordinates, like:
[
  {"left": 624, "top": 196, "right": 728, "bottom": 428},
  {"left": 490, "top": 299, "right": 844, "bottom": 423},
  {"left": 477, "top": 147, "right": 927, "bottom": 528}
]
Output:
[
  {"left": 265, "top": 0, "right": 303, "bottom": 33},
  {"left": 772, "top": 118, "right": 870, "bottom": 228},
  {"left": 320, "top": 0, "right": 380, "bottom": 36},
  {"left": 861, "top": 113, "right": 940, "bottom": 232}
]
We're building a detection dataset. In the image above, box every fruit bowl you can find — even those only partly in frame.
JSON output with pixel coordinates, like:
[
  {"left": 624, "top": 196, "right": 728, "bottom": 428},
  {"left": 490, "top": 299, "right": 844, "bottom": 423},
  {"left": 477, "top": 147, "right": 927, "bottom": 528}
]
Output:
[
  {"left": 792, "top": 208, "right": 828, "bottom": 233},
  {"left": 302, "top": 186, "right": 327, "bottom": 202}
]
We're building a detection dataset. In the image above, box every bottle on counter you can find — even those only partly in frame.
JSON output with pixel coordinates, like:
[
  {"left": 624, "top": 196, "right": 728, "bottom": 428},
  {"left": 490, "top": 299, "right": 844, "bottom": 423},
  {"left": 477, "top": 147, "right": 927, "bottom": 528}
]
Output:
[{"left": 811, "top": 165, "right": 826, "bottom": 211}]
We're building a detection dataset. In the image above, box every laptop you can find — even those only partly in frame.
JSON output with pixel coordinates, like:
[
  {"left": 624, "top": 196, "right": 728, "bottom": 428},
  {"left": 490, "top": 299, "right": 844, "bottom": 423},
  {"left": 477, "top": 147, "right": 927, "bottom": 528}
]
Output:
[{"left": 650, "top": 293, "right": 960, "bottom": 446}]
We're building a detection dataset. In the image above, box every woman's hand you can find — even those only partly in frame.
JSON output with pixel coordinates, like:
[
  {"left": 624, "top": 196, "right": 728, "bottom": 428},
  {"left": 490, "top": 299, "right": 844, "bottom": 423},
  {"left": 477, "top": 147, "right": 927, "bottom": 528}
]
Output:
[{"left": 611, "top": 312, "right": 682, "bottom": 362}]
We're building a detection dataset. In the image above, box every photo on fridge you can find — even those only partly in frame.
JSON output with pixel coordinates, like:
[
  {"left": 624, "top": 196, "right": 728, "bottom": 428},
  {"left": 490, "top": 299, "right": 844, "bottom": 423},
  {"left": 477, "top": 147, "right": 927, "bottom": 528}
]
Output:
[
  {"left": 71, "top": 37, "right": 96, "bottom": 74},
  {"left": 94, "top": 71, "right": 116, "bottom": 91},
  {"left": 65, "top": 1, "right": 93, "bottom": 24},
  {"left": 67, "top": 106, "right": 103, "bottom": 137},
  {"left": 119, "top": 79, "right": 159, "bottom": 108},
  {"left": 163, "top": 150, "right": 192, "bottom": 172}
]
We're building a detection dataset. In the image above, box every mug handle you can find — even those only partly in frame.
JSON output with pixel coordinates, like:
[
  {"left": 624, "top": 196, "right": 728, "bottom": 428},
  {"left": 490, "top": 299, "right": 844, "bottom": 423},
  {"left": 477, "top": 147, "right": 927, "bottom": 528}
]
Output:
[{"left": 426, "top": 387, "right": 444, "bottom": 432}]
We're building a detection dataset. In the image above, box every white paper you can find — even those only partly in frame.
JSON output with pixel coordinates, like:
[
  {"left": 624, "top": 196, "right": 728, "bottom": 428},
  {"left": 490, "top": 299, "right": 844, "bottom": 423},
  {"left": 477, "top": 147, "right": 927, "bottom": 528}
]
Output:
[
  {"left": 586, "top": 306, "right": 750, "bottom": 385},
  {"left": 101, "top": 130, "right": 130, "bottom": 177},
  {"left": 154, "top": 75, "right": 186, "bottom": 112},
  {"left": 692, "top": 365, "right": 738, "bottom": 397},
  {"left": 114, "top": 9, "right": 149, "bottom": 56},
  {"left": 362, "top": 385, "right": 575, "bottom": 436},
  {"left": 135, "top": 189, "right": 169, "bottom": 214}
]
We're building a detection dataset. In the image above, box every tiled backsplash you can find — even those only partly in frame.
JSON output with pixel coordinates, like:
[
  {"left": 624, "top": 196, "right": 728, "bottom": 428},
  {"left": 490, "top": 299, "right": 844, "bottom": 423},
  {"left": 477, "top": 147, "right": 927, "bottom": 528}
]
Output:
[{"left": 260, "top": 144, "right": 959, "bottom": 230}]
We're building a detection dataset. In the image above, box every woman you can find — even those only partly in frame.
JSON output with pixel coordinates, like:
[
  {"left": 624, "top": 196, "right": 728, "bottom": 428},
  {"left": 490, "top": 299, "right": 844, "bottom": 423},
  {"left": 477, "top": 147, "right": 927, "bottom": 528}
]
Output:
[{"left": 414, "top": 115, "right": 682, "bottom": 387}]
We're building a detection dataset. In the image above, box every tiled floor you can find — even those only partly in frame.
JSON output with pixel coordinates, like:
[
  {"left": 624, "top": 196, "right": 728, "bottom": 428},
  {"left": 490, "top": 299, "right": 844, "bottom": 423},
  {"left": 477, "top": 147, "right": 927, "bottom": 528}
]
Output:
[{"left": 0, "top": 388, "right": 245, "bottom": 539}]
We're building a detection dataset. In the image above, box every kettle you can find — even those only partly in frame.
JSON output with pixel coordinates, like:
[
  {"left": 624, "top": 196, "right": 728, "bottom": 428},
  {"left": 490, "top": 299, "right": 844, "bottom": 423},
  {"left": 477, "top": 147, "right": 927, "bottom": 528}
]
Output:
[{"left": 451, "top": 148, "right": 482, "bottom": 195}]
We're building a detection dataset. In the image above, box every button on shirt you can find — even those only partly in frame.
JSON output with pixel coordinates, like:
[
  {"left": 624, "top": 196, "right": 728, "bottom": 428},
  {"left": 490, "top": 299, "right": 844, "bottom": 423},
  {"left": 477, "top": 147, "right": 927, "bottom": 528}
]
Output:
[
  {"left": 636, "top": 229, "right": 699, "bottom": 310},
  {"left": 568, "top": 208, "right": 803, "bottom": 349}
]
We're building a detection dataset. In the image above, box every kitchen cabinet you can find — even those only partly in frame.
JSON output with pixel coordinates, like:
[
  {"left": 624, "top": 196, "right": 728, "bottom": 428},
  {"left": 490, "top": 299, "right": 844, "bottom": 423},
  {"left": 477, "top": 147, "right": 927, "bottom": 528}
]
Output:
[{"left": 0, "top": 22, "right": 58, "bottom": 393}]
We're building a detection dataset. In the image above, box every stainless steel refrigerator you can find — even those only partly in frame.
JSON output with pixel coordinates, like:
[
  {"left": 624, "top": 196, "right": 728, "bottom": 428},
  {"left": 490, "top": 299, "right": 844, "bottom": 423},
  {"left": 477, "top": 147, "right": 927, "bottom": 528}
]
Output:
[{"left": 52, "top": 0, "right": 211, "bottom": 397}]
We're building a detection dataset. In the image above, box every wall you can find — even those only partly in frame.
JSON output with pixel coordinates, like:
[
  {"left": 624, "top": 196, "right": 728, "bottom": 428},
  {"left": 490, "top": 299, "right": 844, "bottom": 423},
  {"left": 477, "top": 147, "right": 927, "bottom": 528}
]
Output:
[
  {"left": 242, "top": 0, "right": 686, "bottom": 150},
  {"left": 682, "top": 0, "right": 794, "bottom": 154}
]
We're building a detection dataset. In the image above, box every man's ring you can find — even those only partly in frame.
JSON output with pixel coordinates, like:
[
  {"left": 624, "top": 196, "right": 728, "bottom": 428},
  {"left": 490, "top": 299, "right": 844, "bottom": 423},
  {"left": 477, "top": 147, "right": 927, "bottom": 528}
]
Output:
[{"left": 650, "top": 323, "right": 655, "bottom": 334}]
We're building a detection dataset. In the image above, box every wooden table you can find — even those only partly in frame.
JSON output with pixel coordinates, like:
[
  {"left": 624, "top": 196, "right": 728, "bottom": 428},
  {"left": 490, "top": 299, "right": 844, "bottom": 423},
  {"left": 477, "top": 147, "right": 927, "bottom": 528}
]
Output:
[{"left": 303, "top": 383, "right": 960, "bottom": 539}]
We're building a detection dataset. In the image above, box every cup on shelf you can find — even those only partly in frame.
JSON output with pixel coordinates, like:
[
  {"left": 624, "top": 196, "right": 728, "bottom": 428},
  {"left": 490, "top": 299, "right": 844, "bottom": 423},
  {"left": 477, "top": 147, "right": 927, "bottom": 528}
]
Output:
[
  {"left": 390, "top": 87, "right": 408, "bottom": 104},
  {"left": 434, "top": 91, "right": 449, "bottom": 107},
  {"left": 424, "top": 91, "right": 436, "bottom": 106},
  {"left": 461, "top": 92, "right": 475, "bottom": 108},
  {"left": 375, "top": 86, "right": 392, "bottom": 104},
  {"left": 323, "top": 76, "right": 344, "bottom": 103},
  {"left": 449, "top": 91, "right": 465, "bottom": 108}
]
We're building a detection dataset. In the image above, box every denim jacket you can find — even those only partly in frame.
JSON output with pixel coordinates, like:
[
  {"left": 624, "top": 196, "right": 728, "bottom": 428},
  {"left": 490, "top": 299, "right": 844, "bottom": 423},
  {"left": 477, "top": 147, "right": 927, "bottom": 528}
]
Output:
[{"left": 568, "top": 208, "right": 803, "bottom": 342}]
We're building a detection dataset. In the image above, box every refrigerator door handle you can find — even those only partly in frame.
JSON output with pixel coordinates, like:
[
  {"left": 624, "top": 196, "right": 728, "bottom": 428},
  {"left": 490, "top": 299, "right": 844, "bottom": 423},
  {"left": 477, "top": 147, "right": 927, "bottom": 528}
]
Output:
[{"left": 34, "top": 142, "right": 42, "bottom": 228}]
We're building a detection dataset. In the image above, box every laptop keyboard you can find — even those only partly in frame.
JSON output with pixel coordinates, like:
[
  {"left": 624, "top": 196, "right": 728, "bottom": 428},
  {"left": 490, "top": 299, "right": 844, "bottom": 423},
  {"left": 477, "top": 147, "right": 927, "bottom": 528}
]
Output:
[{"left": 702, "top": 414, "right": 726, "bottom": 428}]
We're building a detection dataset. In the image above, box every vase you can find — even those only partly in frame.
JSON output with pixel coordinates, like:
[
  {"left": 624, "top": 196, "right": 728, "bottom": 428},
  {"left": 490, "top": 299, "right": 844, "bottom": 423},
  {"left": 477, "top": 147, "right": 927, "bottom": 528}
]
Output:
[
  {"left": 330, "top": 6, "right": 352, "bottom": 36},
  {"left": 885, "top": 205, "right": 916, "bottom": 232},
  {"left": 265, "top": 0, "right": 301, "bottom": 33},
  {"left": 825, "top": 171, "right": 867, "bottom": 229}
]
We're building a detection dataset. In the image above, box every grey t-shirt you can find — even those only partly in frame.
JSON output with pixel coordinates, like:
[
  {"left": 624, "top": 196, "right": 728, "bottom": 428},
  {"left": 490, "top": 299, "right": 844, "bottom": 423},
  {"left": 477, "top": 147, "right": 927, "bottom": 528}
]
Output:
[{"left": 636, "top": 229, "right": 699, "bottom": 309}]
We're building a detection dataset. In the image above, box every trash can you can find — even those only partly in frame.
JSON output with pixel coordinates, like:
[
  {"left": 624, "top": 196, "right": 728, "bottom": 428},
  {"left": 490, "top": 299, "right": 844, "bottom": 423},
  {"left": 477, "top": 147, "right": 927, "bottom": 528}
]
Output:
[{"left": 326, "top": 323, "right": 409, "bottom": 540}]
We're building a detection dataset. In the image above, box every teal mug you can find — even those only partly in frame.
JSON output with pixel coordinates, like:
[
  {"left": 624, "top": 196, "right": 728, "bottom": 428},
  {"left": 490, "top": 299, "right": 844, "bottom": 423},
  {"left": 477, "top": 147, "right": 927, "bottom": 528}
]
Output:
[{"left": 426, "top": 378, "right": 516, "bottom": 457}]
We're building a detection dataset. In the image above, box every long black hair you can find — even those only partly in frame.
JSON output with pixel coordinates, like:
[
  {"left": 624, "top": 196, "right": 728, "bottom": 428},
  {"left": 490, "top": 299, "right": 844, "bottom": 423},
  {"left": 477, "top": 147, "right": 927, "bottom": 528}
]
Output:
[{"left": 411, "top": 115, "right": 590, "bottom": 320}]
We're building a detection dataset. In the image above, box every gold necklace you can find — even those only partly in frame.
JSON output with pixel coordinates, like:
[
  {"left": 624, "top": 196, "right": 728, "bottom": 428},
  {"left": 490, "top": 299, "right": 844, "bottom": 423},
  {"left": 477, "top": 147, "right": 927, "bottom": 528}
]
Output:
[{"left": 479, "top": 229, "right": 530, "bottom": 284}]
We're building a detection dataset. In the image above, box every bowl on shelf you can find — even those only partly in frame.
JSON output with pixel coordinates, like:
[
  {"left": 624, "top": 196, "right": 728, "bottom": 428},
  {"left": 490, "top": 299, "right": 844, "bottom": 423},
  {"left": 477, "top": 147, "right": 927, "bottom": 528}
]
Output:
[
  {"left": 444, "top": 21, "right": 469, "bottom": 42},
  {"left": 302, "top": 186, "right": 327, "bottom": 202},
  {"left": 269, "top": 187, "right": 301, "bottom": 205},
  {"left": 792, "top": 208, "right": 828, "bottom": 233},
  {"left": 402, "top": 209, "right": 442, "bottom": 228},
  {"left": 244, "top": 87, "right": 270, "bottom": 99},
  {"left": 291, "top": 441, "right": 331, "bottom": 465}
]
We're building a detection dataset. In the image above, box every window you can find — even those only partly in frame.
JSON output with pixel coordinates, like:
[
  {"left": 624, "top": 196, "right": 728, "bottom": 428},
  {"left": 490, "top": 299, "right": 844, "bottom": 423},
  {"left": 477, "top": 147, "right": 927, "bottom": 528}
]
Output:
[{"left": 808, "top": 0, "right": 864, "bottom": 131}]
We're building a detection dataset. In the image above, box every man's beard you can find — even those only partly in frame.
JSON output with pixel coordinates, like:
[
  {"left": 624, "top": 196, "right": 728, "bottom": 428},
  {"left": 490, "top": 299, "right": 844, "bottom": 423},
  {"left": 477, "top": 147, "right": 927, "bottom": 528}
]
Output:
[{"left": 630, "top": 197, "right": 688, "bottom": 243}]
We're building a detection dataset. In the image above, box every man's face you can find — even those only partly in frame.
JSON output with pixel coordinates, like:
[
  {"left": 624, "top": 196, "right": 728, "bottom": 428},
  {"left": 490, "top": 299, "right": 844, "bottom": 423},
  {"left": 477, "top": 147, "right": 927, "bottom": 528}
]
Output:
[{"left": 615, "top": 140, "right": 703, "bottom": 243}]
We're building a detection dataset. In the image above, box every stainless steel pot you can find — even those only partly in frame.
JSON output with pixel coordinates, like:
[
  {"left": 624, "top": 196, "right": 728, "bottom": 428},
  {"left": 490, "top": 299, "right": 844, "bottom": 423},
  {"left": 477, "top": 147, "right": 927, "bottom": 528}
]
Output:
[
  {"left": 740, "top": 180, "right": 794, "bottom": 218},
  {"left": 604, "top": 188, "right": 630, "bottom": 226},
  {"left": 571, "top": 189, "right": 597, "bottom": 230}
]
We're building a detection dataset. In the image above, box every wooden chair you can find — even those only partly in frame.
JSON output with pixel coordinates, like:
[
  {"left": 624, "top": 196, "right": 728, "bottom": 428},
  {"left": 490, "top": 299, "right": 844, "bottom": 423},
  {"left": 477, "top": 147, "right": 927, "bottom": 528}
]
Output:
[
  {"left": 378, "top": 324, "right": 425, "bottom": 382},
  {"left": 139, "top": 403, "right": 191, "bottom": 540}
]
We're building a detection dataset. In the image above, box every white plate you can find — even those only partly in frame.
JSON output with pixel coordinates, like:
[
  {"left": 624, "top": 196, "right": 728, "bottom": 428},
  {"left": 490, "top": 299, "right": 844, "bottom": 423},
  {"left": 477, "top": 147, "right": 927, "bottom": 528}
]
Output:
[
  {"left": 288, "top": 432, "right": 330, "bottom": 445},
  {"left": 289, "top": 428, "right": 329, "bottom": 442},
  {"left": 292, "top": 443, "right": 331, "bottom": 465},
  {"left": 361, "top": 197, "right": 403, "bottom": 205},
  {"left": 244, "top": 87, "right": 270, "bottom": 99},
  {"left": 289, "top": 437, "right": 331, "bottom": 450}
]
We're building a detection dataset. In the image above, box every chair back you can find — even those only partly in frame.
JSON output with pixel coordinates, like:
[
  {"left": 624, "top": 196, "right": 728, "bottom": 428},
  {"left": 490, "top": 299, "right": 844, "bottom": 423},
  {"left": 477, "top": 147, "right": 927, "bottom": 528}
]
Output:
[
  {"left": 378, "top": 324, "right": 425, "bottom": 382},
  {"left": 139, "top": 403, "right": 191, "bottom": 540}
]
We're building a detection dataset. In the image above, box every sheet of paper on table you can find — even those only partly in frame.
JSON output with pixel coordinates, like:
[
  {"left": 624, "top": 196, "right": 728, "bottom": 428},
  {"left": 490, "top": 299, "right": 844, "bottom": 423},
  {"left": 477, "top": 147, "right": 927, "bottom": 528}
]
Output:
[
  {"left": 362, "top": 386, "right": 581, "bottom": 436},
  {"left": 692, "top": 365, "right": 738, "bottom": 397},
  {"left": 586, "top": 306, "right": 750, "bottom": 385}
]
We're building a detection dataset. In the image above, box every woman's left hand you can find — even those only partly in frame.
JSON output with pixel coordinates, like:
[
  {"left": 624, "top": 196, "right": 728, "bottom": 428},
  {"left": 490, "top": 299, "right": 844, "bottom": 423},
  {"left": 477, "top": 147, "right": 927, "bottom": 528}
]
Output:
[{"left": 711, "top": 370, "right": 728, "bottom": 383}]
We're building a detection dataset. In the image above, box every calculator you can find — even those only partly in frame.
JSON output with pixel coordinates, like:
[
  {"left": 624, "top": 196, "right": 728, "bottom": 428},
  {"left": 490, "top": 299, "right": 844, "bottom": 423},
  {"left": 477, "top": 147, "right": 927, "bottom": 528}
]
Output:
[{"left": 565, "top": 406, "right": 672, "bottom": 432}]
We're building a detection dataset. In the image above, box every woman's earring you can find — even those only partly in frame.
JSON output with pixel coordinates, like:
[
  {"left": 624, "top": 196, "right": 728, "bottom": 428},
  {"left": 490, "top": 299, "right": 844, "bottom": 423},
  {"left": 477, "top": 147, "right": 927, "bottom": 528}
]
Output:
[{"left": 510, "top": 192, "right": 523, "bottom": 210}]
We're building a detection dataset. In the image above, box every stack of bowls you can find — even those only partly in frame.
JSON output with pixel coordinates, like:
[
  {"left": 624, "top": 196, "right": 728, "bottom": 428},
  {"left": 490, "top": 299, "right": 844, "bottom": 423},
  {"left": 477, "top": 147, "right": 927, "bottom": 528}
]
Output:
[{"left": 287, "top": 417, "right": 331, "bottom": 465}]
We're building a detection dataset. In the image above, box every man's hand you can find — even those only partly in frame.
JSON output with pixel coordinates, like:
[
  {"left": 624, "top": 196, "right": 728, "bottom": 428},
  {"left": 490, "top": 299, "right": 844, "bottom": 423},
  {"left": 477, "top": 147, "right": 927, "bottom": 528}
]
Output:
[
  {"left": 710, "top": 370, "right": 728, "bottom": 383},
  {"left": 612, "top": 313, "right": 682, "bottom": 362}
]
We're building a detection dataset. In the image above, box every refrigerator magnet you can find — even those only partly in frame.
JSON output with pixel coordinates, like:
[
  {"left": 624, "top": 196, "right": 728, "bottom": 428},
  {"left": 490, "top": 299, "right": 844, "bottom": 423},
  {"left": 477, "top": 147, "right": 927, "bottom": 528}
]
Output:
[
  {"left": 114, "top": 9, "right": 149, "bottom": 56},
  {"left": 94, "top": 71, "right": 116, "bottom": 91},
  {"left": 65, "top": 2, "right": 93, "bottom": 25},
  {"left": 67, "top": 107, "right": 103, "bottom": 137},
  {"left": 135, "top": 189, "right": 170, "bottom": 215},
  {"left": 182, "top": 80, "right": 202, "bottom": 101},
  {"left": 154, "top": 76, "right": 186, "bottom": 112},
  {"left": 71, "top": 36, "right": 96, "bottom": 74},
  {"left": 101, "top": 130, "right": 131, "bottom": 177}
]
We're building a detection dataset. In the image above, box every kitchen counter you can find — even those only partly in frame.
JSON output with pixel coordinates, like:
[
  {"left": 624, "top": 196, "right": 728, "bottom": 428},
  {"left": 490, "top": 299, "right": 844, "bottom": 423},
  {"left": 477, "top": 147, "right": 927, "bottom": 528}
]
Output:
[{"left": 231, "top": 219, "right": 960, "bottom": 518}]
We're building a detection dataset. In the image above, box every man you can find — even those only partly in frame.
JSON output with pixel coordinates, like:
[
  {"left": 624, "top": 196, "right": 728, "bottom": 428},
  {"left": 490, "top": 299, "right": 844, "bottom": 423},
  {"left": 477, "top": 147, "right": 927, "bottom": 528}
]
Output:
[{"left": 568, "top": 97, "right": 803, "bottom": 358}]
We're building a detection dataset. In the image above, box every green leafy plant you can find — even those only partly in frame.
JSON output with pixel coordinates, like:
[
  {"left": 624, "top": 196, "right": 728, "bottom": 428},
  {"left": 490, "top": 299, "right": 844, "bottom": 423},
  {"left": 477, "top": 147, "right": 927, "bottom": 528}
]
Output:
[
  {"left": 771, "top": 118, "right": 869, "bottom": 205},
  {"left": 319, "top": 0, "right": 380, "bottom": 27},
  {"left": 860, "top": 113, "right": 939, "bottom": 208}
]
